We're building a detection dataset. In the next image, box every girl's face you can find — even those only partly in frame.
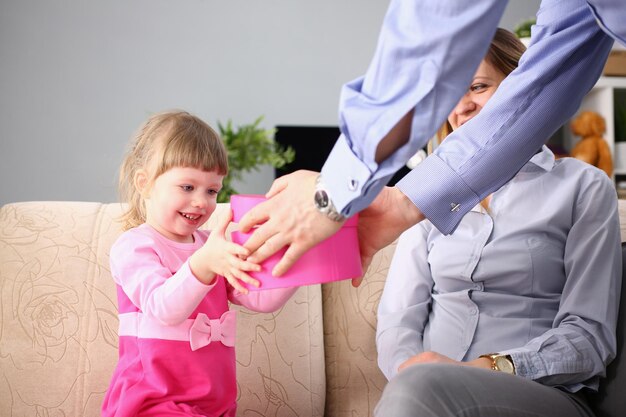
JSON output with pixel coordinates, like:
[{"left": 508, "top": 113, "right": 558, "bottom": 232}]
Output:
[
  {"left": 142, "top": 167, "right": 223, "bottom": 243},
  {"left": 448, "top": 59, "right": 506, "bottom": 130}
]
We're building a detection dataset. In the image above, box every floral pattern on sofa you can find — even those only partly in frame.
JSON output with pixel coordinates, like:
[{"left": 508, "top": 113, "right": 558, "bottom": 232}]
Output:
[{"left": 0, "top": 202, "right": 325, "bottom": 417}]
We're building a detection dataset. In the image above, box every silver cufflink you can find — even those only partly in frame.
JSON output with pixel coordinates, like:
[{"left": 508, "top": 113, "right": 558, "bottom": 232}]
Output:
[
  {"left": 450, "top": 203, "right": 461, "bottom": 212},
  {"left": 348, "top": 179, "right": 358, "bottom": 191}
]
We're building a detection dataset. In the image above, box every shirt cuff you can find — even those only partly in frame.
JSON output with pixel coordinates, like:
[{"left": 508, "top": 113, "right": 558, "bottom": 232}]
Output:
[
  {"left": 396, "top": 153, "right": 480, "bottom": 235},
  {"left": 321, "top": 136, "right": 379, "bottom": 217},
  {"left": 498, "top": 349, "right": 545, "bottom": 381}
]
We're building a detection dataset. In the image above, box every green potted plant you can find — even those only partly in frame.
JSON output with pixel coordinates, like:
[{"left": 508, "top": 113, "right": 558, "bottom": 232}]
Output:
[
  {"left": 514, "top": 17, "right": 535, "bottom": 38},
  {"left": 217, "top": 116, "right": 295, "bottom": 203},
  {"left": 514, "top": 17, "right": 535, "bottom": 47}
]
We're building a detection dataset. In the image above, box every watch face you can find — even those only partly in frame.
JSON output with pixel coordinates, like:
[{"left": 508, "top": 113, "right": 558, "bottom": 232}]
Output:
[
  {"left": 495, "top": 356, "right": 515, "bottom": 374},
  {"left": 314, "top": 190, "right": 329, "bottom": 210}
]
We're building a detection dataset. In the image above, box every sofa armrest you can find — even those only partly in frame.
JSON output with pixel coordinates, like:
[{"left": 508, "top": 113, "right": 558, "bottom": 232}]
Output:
[{"left": 322, "top": 242, "right": 394, "bottom": 416}]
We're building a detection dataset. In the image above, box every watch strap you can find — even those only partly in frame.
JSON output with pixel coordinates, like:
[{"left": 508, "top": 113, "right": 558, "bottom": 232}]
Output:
[
  {"left": 314, "top": 175, "right": 347, "bottom": 222},
  {"left": 479, "top": 353, "right": 515, "bottom": 374}
]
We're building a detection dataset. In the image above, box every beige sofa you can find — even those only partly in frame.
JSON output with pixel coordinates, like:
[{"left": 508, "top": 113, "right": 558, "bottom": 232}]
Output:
[{"left": 1, "top": 200, "right": 625, "bottom": 417}]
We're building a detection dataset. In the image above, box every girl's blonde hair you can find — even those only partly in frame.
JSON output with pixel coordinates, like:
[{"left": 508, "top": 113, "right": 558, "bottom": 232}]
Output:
[{"left": 118, "top": 110, "right": 228, "bottom": 230}]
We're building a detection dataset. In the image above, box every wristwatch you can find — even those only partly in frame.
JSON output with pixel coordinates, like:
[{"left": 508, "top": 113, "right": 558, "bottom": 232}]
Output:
[
  {"left": 479, "top": 353, "right": 515, "bottom": 375},
  {"left": 314, "top": 175, "right": 347, "bottom": 222}
]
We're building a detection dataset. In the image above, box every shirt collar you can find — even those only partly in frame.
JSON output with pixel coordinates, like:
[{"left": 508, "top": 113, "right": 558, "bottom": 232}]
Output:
[
  {"left": 469, "top": 146, "right": 555, "bottom": 214},
  {"left": 522, "top": 145, "right": 555, "bottom": 173}
]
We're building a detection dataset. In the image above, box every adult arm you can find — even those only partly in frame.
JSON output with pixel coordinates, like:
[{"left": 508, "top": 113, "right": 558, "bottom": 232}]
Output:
[
  {"left": 242, "top": 0, "right": 615, "bottom": 275},
  {"left": 376, "top": 223, "right": 433, "bottom": 380},
  {"left": 400, "top": 0, "right": 614, "bottom": 234},
  {"left": 500, "top": 170, "right": 621, "bottom": 389},
  {"left": 240, "top": 0, "right": 506, "bottom": 273}
]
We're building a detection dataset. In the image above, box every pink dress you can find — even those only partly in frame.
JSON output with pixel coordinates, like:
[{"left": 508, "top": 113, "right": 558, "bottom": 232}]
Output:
[{"left": 102, "top": 224, "right": 296, "bottom": 417}]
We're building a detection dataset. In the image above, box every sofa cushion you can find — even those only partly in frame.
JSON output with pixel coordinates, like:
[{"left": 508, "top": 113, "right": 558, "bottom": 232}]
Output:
[
  {"left": 0, "top": 201, "right": 325, "bottom": 417},
  {"left": 322, "top": 244, "right": 392, "bottom": 417}
]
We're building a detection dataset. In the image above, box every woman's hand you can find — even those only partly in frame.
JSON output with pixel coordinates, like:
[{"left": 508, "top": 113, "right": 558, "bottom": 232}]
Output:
[
  {"left": 189, "top": 208, "right": 261, "bottom": 294},
  {"left": 398, "top": 351, "right": 460, "bottom": 372},
  {"left": 398, "top": 351, "right": 493, "bottom": 373}
]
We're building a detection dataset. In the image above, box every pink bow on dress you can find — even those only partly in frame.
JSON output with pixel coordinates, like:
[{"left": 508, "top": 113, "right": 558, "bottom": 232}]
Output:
[{"left": 189, "top": 310, "right": 236, "bottom": 351}]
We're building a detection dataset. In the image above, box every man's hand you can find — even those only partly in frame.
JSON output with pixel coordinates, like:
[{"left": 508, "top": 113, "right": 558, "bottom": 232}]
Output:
[
  {"left": 238, "top": 170, "right": 343, "bottom": 277},
  {"left": 352, "top": 186, "right": 425, "bottom": 286},
  {"left": 238, "top": 172, "right": 426, "bottom": 282},
  {"left": 190, "top": 209, "right": 261, "bottom": 294}
]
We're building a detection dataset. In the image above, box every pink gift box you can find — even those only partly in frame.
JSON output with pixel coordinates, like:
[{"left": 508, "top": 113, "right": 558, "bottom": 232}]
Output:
[{"left": 230, "top": 194, "right": 362, "bottom": 290}]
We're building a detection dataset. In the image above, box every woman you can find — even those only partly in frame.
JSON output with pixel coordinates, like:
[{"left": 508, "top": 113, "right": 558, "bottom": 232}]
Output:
[{"left": 375, "top": 28, "right": 621, "bottom": 417}]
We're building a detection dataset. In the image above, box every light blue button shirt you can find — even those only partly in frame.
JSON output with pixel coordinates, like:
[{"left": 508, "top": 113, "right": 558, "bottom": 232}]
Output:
[
  {"left": 321, "top": 0, "right": 622, "bottom": 234},
  {"left": 376, "top": 147, "right": 622, "bottom": 392}
]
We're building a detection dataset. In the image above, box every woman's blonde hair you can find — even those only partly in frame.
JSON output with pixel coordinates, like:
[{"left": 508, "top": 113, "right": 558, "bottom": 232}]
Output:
[{"left": 118, "top": 110, "right": 228, "bottom": 230}]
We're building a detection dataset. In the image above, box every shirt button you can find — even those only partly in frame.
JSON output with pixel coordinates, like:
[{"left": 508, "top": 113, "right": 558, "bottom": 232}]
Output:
[
  {"left": 450, "top": 202, "right": 461, "bottom": 212},
  {"left": 470, "top": 308, "right": 478, "bottom": 315},
  {"left": 348, "top": 178, "right": 358, "bottom": 191}
]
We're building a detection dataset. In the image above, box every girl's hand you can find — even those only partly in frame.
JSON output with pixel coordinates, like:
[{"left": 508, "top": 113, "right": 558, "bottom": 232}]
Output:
[{"left": 190, "top": 209, "right": 261, "bottom": 294}]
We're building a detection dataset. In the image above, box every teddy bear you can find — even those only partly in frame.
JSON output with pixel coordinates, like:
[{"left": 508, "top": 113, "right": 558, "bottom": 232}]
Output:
[{"left": 570, "top": 110, "right": 613, "bottom": 177}]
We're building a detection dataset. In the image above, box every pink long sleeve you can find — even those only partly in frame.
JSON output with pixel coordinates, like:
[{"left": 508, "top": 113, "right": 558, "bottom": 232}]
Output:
[
  {"left": 110, "top": 225, "right": 216, "bottom": 324},
  {"left": 228, "top": 286, "right": 298, "bottom": 313}
]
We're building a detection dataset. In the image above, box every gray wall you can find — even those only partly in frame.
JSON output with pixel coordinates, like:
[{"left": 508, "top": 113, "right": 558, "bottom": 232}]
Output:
[{"left": 0, "top": 0, "right": 540, "bottom": 206}]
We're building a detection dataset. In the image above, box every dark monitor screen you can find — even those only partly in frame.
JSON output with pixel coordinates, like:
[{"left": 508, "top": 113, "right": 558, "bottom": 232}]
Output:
[{"left": 274, "top": 125, "right": 411, "bottom": 185}]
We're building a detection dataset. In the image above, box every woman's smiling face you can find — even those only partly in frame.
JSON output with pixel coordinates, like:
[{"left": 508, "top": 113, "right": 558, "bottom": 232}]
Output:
[{"left": 447, "top": 59, "right": 507, "bottom": 130}]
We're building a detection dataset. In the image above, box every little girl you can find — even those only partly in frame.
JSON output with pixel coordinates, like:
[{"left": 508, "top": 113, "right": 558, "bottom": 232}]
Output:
[{"left": 102, "top": 110, "right": 297, "bottom": 417}]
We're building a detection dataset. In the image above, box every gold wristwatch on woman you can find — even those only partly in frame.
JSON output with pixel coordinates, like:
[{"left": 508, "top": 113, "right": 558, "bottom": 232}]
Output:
[{"left": 479, "top": 353, "right": 516, "bottom": 375}]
